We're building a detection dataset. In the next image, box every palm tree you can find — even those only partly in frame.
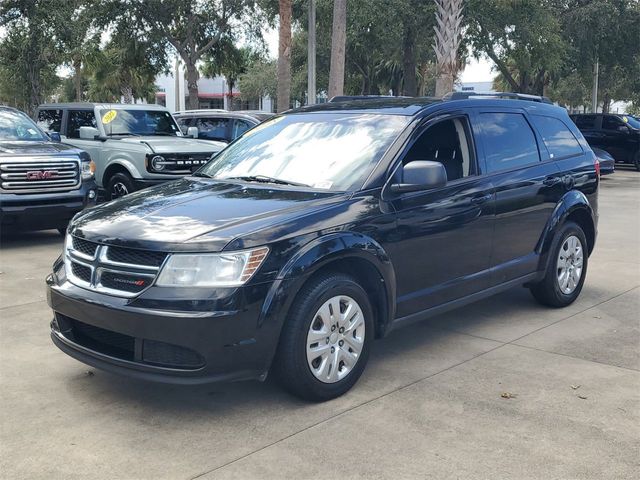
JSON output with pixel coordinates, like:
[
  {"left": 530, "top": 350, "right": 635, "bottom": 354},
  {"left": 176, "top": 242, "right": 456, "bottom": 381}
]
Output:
[
  {"left": 433, "top": 0, "right": 464, "bottom": 97},
  {"left": 276, "top": 0, "right": 292, "bottom": 112},
  {"left": 328, "top": 0, "right": 347, "bottom": 98}
]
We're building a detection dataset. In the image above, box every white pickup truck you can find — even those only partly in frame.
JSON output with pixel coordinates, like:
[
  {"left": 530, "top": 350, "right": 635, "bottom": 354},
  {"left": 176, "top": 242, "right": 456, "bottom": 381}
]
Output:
[{"left": 36, "top": 103, "right": 226, "bottom": 199}]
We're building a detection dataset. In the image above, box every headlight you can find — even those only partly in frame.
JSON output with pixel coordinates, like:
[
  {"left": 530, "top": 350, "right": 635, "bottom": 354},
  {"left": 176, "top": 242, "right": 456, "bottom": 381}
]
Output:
[
  {"left": 155, "top": 247, "right": 269, "bottom": 287},
  {"left": 151, "top": 155, "right": 165, "bottom": 171},
  {"left": 81, "top": 160, "right": 95, "bottom": 180}
]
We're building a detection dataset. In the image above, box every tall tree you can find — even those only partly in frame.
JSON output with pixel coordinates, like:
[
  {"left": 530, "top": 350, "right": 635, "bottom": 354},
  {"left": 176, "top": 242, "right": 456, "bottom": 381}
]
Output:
[
  {"left": 433, "top": 0, "right": 464, "bottom": 97},
  {"left": 277, "top": 0, "right": 292, "bottom": 112},
  {"left": 203, "top": 44, "right": 260, "bottom": 110},
  {"left": 328, "top": 0, "right": 347, "bottom": 98}
]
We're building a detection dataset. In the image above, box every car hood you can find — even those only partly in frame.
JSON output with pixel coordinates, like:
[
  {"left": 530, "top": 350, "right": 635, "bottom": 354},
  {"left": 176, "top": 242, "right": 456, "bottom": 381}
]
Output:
[
  {"left": 118, "top": 136, "right": 225, "bottom": 153},
  {"left": 71, "top": 178, "right": 348, "bottom": 252},
  {"left": 0, "top": 141, "right": 79, "bottom": 156}
]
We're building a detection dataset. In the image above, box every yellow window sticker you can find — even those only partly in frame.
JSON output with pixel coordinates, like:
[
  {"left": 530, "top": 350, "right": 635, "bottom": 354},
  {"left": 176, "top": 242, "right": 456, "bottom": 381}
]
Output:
[
  {"left": 622, "top": 116, "right": 629, "bottom": 123},
  {"left": 102, "top": 110, "right": 117, "bottom": 124}
]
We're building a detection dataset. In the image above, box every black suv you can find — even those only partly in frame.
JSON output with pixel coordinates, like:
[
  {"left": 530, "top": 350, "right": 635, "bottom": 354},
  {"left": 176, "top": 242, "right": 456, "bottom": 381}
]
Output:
[
  {"left": 570, "top": 113, "right": 640, "bottom": 170},
  {"left": 47, "top": 97, "right": 598, "bottom": 401},
  {"left": 173, "top": 110, "right": 273, "bottom": 143},
  {"left": 0, "top": 106, "right": 97, "bottom": 233}
]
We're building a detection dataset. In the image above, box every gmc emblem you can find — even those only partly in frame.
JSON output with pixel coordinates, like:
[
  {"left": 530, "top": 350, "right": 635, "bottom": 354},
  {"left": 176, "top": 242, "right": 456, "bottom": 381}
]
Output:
[{"left": 26, "top": 170, "right": 58, "bottom": 180}]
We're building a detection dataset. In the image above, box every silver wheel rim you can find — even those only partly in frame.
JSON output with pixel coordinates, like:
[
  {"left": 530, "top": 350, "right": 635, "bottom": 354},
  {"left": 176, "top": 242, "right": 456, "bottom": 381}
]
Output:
[
  {"left": 306, "top": 295, "right": 365, "bottom": 384},
  {"left": 111, "top": 182, "right": 129, "bottom": 198},
  {"left": 557, "top": 235, "right": 584, "bottom": 295}
]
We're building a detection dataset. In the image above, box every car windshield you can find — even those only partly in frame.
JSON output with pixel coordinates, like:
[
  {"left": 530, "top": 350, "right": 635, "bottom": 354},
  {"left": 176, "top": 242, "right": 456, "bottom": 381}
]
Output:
[
  {"left": 199, "top": 113, "right": 409, "bottom": 191},
  {"left": 622, "top": 115, "right": 640, "bottom": 129},
  {"left": 0, "top": 109, "right": 48, "bottom": 142},
  {"left": 99, "top": 109, "right": 181, "bottom": 136}
]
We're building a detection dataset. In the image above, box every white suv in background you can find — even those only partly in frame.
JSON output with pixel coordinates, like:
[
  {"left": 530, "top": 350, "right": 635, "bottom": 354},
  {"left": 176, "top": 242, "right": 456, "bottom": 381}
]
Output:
[{"left": 36, "top": 103, "right": 226, "bottom": 199}]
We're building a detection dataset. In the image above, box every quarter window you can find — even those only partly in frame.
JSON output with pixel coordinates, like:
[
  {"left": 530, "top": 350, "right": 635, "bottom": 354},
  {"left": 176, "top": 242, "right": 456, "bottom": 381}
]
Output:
[
  {"left": 531, "top": 115, "right": 582, "bottom": 158},
  {"left": 37, "top": 109, "right": 62, "bottom": 132},
  {"left": 66, "top": 110, "right": 97, "bottom": 139},
  {"left": 478, "top": 112, "right": 540, "bottom": 173}
]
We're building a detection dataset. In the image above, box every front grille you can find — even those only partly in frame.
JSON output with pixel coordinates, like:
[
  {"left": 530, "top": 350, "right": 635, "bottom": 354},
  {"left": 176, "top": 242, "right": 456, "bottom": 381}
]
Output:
[
  {"left": 55, "top": 314, "right": 204, "bottom": 369},
  {"left": 72, "top": 237, "right": 98, "bottom": 257},
  {"left": 66, "top": 235, "right": 166, "bottom": 297},
  {"left": 148, "top": 152, "right": 214, "bottom": 174},
  {"left": 0, "top": 158, "right": 80, "bottom": 193},
  {"left": 106, "top": 246, "right": 167, "bottom": 267}
]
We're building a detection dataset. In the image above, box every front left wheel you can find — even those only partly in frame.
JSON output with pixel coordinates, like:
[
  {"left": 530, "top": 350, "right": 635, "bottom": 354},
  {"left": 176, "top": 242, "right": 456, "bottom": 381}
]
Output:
[{"left": 272, "top": 273, "right": 374, "bottom": 401}]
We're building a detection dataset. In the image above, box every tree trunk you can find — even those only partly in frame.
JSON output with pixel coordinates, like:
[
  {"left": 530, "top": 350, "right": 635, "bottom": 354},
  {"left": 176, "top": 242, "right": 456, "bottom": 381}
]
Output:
[
  {"left": 276, "top": 0, "right": 292, "bottom": 113},
  {"left": 433, "top": 0, "right": 464, "bottom": 97},
  {"left": 185, "top": 61, "right": 200, "bottom": 110},
  {"left": 328, "top": 0, "right": 347, "bottom": 98},
  {"left": 435, "top": 74, "right": 453, "bottom": 97},
  {"left": 121, "top": 86, "right": 133, "bottom": 104},
  {"left": 601, "top": 93, "right": 611, "bottom": 113},
  {"left": 228, "top": 78, "right": 235, "bottom": 111},
  {"left": 402, "top": 24, "right": 417, "bottom": 96},
  {"left": 73, "top": 57, "right": 83, "bottom": 101}
]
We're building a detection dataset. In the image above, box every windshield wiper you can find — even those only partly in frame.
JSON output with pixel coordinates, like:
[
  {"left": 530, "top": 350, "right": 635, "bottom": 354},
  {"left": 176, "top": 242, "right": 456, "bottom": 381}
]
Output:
[
  {"left": 223, "top": 175, "right": 311, "bottom": 187},
  {"left": 108, "top": 132, "right": 140, "bottom": 137},
  {"left": 191, "top": 172, "right": 213, "bottom": 178}
]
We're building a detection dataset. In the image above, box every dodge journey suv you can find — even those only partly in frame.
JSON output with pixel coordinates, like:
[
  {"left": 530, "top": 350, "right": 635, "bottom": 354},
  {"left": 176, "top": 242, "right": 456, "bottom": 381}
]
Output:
[{"left": 47, "top": 96, "right": 599, "bottom": 401}]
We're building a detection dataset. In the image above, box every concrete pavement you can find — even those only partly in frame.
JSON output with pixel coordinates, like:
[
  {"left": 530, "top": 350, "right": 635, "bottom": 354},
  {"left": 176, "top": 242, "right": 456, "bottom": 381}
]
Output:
[{"left": 1, "top": 168, "right": 638, "bottom": 480}]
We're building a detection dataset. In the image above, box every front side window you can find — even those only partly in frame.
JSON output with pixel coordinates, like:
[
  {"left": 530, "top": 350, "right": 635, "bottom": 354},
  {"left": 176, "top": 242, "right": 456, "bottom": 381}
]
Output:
[
  {"left": 602, "top": 115, "right": 625, "bottom": 130},
  {"left": 478, "top": 112, "right": 540, "bottom": 173},
  {"left": 99, "top": 109, "right": 180, "bottom": 137},
  {"left": 175, "top": 117, "right": 191, "bottom": 135},
  {"left": 200, "top": 113, "right": 410, "bottom": 191},
  {"left": 37, "top": 109, "right": 62, "bottom": 132},
  {"left": 0, "top": 109, "right": 48, "bottom": 141},
  {"left": 403, "top": 117, "right": 475, "bottom": 181},
  {"left": 531, "top": 115, "right": 582, "bottom": 159},
  {"left": 67, "top": 110, "right": 97, "bottom": 139},
  {"left": 195, "top": 117, "right": 231, "bottom": 141}
]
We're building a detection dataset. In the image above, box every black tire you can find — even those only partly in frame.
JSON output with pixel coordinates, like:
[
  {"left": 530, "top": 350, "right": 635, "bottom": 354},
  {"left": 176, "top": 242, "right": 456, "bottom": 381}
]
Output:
[
  {"left": 272, "top": 273, "right": 374, "bottom": 401},
  {"left": 634, "top": 151, "right": 640, "bottom": 172},
  {"left": 106, "top": 172, "right": 135, "bottom": 200},
  {"left": 529, "top": 221, "right": 588, "bottom": 307}
]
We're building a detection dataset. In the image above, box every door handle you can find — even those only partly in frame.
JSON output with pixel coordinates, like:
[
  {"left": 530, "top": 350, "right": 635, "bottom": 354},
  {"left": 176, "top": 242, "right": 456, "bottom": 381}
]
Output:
[
  {"left": 543, "top": 176, "right": 562, "bottom": 186},
  {"left": 470, "top": 193, "right": 492, "bottom": 205}
]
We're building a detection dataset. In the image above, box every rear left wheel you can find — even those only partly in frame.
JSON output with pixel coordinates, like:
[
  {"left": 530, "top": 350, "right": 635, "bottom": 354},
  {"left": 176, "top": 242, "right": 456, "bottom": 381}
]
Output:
[{"left": 272, "top": 273, "right": 374, "bottom": 401}]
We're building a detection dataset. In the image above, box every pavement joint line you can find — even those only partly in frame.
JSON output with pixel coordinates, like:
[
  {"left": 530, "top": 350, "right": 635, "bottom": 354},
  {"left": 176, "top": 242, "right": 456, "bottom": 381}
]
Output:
[
  {"left": 0, "top": 298, "right": 47, "bottom": 312},
  {"left": 187, "top": 285, "right": 640, "bottom": 479}
]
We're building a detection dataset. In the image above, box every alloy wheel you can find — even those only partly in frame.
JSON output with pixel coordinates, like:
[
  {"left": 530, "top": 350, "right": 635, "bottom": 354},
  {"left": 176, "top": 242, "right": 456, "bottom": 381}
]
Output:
[
  {"left": 556, "top": 235, "right": 584, "bottom": 294},
  {"left": 111, "top": 182, "right": 129, "bottom": 198}
]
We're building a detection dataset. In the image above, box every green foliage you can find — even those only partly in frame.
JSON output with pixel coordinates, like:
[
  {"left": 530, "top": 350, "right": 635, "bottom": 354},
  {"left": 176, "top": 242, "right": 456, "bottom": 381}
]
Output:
[{"left": 238, "top": 59, "right": 277, "bottom": 102}]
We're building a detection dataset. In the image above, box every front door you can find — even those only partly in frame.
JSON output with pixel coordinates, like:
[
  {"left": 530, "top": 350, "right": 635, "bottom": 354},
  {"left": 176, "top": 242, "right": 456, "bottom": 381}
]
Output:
[{"left": 388, "top": 114, "right": 495, "bottom": 318}]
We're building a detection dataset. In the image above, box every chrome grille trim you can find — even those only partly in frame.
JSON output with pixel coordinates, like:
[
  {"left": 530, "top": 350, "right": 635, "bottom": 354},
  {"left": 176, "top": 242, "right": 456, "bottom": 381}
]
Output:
[
  {"left": 0, "top": 156, "right": 81, "bottom": 193},
  {"left": 64, "top": 235, "right": 166, "bottom": 298}
]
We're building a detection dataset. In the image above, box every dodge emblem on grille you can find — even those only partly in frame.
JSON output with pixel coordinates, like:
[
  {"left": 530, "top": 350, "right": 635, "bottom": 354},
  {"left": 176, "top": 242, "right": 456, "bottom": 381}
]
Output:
[{"left": 26, "top": 170, "right": 58, "bottom": 180}]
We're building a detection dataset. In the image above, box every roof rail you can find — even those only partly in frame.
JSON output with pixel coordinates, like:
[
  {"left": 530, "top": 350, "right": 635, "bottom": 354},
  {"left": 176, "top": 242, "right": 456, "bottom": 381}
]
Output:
[
  {"left": 328, "top": 95, "right": 409, "bottom": 103},
  {"left": 443, "top": 91, "right": 553, "bottom": 104}
]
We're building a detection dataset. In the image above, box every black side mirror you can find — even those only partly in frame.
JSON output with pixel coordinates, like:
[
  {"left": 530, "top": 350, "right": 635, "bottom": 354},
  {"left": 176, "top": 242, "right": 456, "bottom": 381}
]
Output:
[
  {"left": 390, "top": 160, "right": 447, "bottom": 194},
  {"left": 48, "top": 132, "right": 61, "bottom": 142}
]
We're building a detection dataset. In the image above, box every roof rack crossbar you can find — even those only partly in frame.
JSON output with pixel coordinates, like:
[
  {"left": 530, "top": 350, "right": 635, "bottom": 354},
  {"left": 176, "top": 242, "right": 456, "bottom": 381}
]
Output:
[{"left": 443, "top": 91, "right": 552, "bottom": 104}]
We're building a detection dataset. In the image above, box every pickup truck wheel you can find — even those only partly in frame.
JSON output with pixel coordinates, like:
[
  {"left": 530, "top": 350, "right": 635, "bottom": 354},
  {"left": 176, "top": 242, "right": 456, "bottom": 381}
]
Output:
[
  {"left": 530, "top": 221, "right": 588, "bottom": 307},
  {"left": 106, "top": 172, "right": 135, "bottom": 200},
  {"left": 634, "top": 151, "right": 640, "bottom": 171},
  {"left": 272, "top": 273, "right": 373, "bottom": 401}
]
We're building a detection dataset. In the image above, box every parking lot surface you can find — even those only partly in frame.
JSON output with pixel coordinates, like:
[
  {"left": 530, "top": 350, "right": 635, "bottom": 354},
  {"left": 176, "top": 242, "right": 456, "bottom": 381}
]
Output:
[{"left": 1, "top": 169, "right": 638, "bottom": 480}]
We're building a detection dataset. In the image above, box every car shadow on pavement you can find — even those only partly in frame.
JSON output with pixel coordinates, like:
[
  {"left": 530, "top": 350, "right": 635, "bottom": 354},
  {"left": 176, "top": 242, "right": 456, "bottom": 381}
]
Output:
[{"left": 0, "top": 229, "right": 63, "bottom": 249}]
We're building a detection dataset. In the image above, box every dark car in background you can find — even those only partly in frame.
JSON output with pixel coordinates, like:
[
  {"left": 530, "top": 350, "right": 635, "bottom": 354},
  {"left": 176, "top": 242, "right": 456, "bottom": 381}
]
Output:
[
  {"left": 570, "top": 113, "right": 640, "bottom": 170},
  {"left": 0, "top": 106, "right": 97, "bottom": 233},
  {"left": 47, "top": 96, "right": 598, "bottom": 401},
  {"left": 173, "top": 110, "right": 274, "bottom": 143},
  {"left": 592, "top": 147, "right": 615, "bottom": 176}
]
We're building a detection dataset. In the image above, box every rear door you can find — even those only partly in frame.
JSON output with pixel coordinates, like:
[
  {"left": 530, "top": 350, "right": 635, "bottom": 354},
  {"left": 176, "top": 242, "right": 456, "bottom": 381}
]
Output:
[
  {"left": 474, "top": 108, "right": 562, "bottom": 284},
  {"left": 63, "top": 109, "right": 102, "bottom": 164},
  {"left": 572, "top": 114, "right": 602, "bottom": 148},
  {"left": 600, "top": 115, "right": 634, "bottom": 162}
]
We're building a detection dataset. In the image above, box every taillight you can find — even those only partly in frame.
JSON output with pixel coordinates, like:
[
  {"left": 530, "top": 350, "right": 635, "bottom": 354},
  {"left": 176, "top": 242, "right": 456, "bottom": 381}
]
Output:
[{"left": 594, "top": 157, "right": 601, "bottom": 178}]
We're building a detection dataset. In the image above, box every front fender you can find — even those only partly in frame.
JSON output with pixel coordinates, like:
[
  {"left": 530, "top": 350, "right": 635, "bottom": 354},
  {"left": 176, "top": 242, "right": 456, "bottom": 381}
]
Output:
[{"left": 536, "top": 189, "right": 596, "bottom": 270}]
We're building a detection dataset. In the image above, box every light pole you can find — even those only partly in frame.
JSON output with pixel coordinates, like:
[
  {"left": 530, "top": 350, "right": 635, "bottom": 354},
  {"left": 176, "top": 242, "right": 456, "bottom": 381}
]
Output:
[{"left": 308, "top": 0, "right": 317, "bottom": 105}]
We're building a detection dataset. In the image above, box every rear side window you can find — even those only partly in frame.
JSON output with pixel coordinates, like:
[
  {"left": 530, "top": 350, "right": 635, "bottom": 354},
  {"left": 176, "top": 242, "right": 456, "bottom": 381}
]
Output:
[
  {"left": 572, "top": 115, "right": 597, "bottom": 129},
  {"left": 478, "top": 112, "right": 540, "bottom": 173},
  {"left": 232, "top": 119, "right": 253, "bottom": 139},
  {"left": 531, "top": 115, "right": 582, "bottom": 159},
  {"left": 66, "top": 110, "right": 97, "bottom": 139},
  {"left": 37, "top": 109, "right": 62, "bottom": 132}
]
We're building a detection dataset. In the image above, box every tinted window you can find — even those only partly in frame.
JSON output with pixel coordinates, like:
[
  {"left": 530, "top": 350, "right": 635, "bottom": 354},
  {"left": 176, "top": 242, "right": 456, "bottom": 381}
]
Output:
[
  {"left": 531, "top": 115, "right": 582, "bottom": 158},
  {"left": 195, "top": 117, "right": 231, "bottom": 141},
  {"left": 572, "top": 115, "right": 597, "bottom": 129},
  {"left": 66, "top": 110, "right": 97, "bottom": 139},
  {"left": 602, "top": 115, "right": 625, "bottom": 130},
  {"left": 232, "top": 119, "right": 253, "bottom": 139},
  {"left": 175, "top": 117, "right": 190, "bottom": 135},
  {"left": 37, "top": 109, "right": 62, "bottom": 132},
  {"left": 479, "top": 113, "right": 540, "bottom": 172}
]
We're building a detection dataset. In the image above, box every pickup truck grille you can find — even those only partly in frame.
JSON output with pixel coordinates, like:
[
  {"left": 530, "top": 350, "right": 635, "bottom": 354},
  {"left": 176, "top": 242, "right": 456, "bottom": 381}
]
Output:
[
  {"left": 0, "top": 158, "right": 80, "bottom": 193},
  {"left": 64, "top": 235, "right": 168, "bottom": 298}
]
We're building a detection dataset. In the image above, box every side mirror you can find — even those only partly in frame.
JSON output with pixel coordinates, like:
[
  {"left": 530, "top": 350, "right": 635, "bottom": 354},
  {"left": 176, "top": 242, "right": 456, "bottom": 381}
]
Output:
[
  {"left": 187, "top": 126, "right": 199, "bottom": 138},
  {"left": 79, "top": 126, "right": 100, "bottom": 140},
  {"left": 48, "top": 132, "right": 61, "bottom": 142},
  {"left": 390, "top": 161, "right": 447, "bottom": 194}
]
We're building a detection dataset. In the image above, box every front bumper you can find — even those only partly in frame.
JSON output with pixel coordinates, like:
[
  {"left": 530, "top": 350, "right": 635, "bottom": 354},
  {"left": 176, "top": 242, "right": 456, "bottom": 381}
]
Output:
[
  {"left": 46, "top": 259, "right": 281, "bottom": 384},
  {"left": 1, "top": 180, "right": 97, "bottom": 230}
]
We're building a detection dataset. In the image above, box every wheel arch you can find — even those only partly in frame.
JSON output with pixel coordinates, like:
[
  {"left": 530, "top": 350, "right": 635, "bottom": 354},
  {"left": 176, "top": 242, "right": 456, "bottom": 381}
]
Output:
[{"left": 102, "top": 160, "right": 140, "bottom": 188}]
